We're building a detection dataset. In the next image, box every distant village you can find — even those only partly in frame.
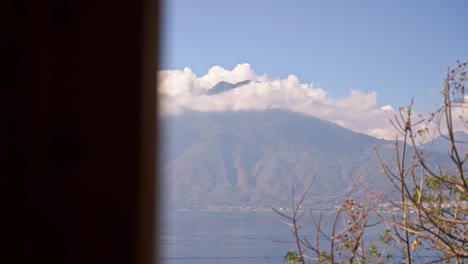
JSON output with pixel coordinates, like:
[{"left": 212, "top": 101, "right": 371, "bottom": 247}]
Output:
[
  {"left": 176, "top": 200, "right": 397, "bottom": 212},
  {"left": 175, "top": 200, "right": 468, "bottom": 212}
]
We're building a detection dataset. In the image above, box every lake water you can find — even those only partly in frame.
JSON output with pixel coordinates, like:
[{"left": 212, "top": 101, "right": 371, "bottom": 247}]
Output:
[
  {"left": 159, "top": 210, "right": 294, "bottom": 264},
  {"left": 158, "top": 210, "right": 437, "bottom": 264}
]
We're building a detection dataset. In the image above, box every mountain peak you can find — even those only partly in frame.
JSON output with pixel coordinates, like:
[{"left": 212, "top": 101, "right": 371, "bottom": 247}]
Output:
[{"left": 206, "top": 80, "right": 253, "bottom": 95}]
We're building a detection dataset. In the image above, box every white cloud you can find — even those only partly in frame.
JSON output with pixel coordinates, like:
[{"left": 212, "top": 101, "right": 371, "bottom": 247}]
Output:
[
  {"left": 381, "top": 105, "right": 394, "bottom": 111},
  {"left": 199, "top": 63, "right": 264, "bottom": 89},
  {"left": 158, "top": 63, "right": 466, "bottom": 140}
]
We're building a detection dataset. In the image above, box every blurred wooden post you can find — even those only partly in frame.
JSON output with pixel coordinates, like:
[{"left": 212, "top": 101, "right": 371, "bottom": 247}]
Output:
[{"left": 4, "top": 0, "right": 158, "bottom": 263}]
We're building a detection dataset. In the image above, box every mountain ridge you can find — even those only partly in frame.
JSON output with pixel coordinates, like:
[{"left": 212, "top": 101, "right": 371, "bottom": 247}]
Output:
[{"left": 161, "top": 109, "right": 401, "bottom": 209}]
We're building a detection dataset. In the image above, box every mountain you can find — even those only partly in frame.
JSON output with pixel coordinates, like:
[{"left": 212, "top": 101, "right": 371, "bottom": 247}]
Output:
[
  {"left": 205, "top": 80, "right": 253, "bottom": 95},
  {"left": 160, "top": 109, "right": 405, "bottom": 209},
  {"left": 422, "top": 131, "right": 468, "bottom": 156}
]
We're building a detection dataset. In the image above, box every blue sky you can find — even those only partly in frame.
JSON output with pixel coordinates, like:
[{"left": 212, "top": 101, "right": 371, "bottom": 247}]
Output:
[{"left": 161, "top": 0, "right": 467, "bottom": 114}]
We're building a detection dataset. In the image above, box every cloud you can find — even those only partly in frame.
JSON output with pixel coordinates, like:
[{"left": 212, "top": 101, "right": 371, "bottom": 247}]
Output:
[
  {"left": 158, "top": 63, "right": 465, "bottom": 140},
  {"left": 199, "top": 63, "right": 263, "bottom": 88},
  {"left": 381, "top": 105, "right": 394, "bottom": 111}
]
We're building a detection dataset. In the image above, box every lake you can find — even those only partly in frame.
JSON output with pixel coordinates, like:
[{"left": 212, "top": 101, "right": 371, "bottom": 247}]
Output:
[
  {"left": 159, "top": 210, "right": 294, "bottom": 263},
  {"left": 158, "top": 210, "right": 438, "bottom": 264},
  {"left": 159, "top": 210, "right": 379, "bottom": 264}
]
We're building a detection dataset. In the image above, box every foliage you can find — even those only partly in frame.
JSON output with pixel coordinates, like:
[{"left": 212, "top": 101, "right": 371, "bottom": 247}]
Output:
[
  {"left": 275, "top": 60, "right": 468, "bottom": 263},
  {"left": 372, "top": 61, "right": 468, "bottom": 263},
  {"left": 284, "top": 250, "right": 301, "bottom": 264}
]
